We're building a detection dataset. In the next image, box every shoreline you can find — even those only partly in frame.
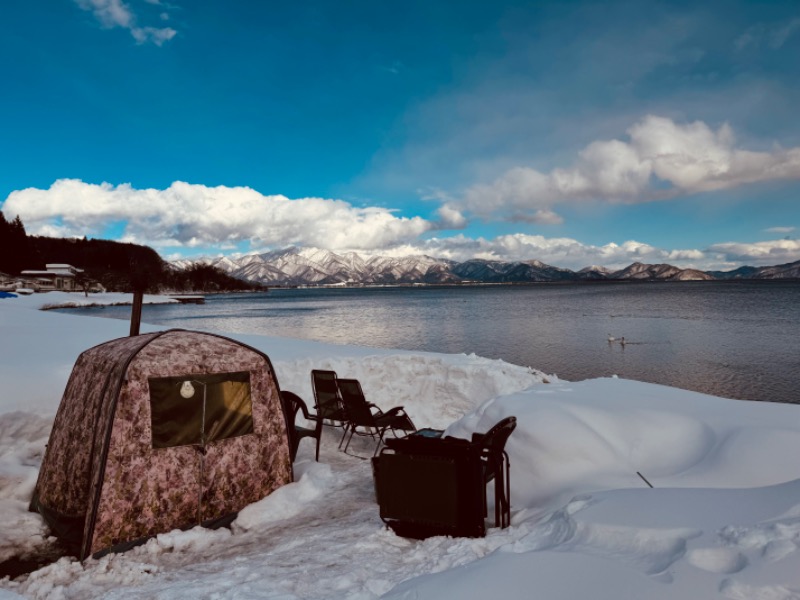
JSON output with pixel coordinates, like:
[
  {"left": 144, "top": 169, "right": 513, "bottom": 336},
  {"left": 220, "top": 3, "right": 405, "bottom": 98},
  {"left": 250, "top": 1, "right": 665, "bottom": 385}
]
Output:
[
  {"left": 276, "top": 278, "right": 800, "bottom": 289},
  {"left": 6, "top": 286, "right": 798, "bottom": 405}
]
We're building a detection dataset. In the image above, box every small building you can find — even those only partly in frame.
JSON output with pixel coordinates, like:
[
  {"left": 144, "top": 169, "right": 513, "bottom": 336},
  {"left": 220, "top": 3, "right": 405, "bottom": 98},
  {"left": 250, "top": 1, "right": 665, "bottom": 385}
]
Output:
[
  {"left": 0, "top": 271, "right": 14, "bottom": 291},
  {"left": 18, "top": 264, "right": 104, "bottom": 293}
]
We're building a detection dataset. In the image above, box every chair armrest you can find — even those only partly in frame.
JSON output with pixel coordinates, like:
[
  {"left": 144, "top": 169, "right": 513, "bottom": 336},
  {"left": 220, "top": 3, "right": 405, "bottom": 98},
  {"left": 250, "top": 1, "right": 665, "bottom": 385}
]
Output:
[
  {"left": 285, "top": 390, "right": 318, "bottom": 421},
  {"left": 380, "top": 406, "right": 407, "bottom": 418}
]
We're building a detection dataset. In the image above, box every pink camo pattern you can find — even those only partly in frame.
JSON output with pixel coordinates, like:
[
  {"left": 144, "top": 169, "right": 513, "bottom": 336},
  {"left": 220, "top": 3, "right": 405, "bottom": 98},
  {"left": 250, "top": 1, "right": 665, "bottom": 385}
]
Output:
[
  {"left": 32, "top": 330, "right": 292, "bottom": 558},
  {"left": 35, "top": 333, "right": 157, "bottom": 518},
  {"left": 88, "top": 331, "right": 292, "bottom": 555}
]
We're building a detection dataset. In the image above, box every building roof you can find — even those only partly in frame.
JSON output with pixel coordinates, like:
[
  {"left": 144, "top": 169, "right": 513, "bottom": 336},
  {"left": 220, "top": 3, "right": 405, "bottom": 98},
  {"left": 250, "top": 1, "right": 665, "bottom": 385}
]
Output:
[{"left": 21, "top": 264, "right": 84, "bottom": 277}]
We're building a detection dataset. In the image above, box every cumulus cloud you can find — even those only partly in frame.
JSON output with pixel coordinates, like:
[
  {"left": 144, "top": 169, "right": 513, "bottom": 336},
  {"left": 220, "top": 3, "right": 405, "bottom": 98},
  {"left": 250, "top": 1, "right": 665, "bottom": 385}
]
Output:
[
  {"left": 3, "top": 179, "right": 440, "bottom": 253},
  {"left": 707, "top": 239, "right": 800, "bottom": 265},
  {"left": 5, "top": 179, "right": 798, "bottom": 271},
  {"left": 407, "top": 234, "right": 711, "bottom": 270},
  {"left": 374, "top": 233, "right": 799, "bottom": 272},
  {"left": 435, "top": 204, "right": 468, "bottom": 229},
  {"left": 75, "top": 0, "right": 176, "bottom": 46},
  {"left": 460, "top": 115, "right": 800, "bottom": 223}
]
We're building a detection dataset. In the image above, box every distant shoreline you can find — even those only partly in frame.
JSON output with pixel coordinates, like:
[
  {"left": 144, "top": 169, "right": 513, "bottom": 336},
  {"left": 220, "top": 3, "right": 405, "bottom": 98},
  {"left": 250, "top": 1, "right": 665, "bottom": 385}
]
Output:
[
  {"left": 270, "top": 278, "right": 800, "bottom": 290},
  {"left": 22, "top": 278, "right": 800, "bottom": 311}
]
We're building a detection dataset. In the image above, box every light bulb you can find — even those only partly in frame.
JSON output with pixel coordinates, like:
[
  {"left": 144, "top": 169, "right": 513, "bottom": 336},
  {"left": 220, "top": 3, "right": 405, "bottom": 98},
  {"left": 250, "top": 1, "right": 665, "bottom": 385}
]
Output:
[{"left": 180, "top": 381, "right": 195, "bottom": 399}]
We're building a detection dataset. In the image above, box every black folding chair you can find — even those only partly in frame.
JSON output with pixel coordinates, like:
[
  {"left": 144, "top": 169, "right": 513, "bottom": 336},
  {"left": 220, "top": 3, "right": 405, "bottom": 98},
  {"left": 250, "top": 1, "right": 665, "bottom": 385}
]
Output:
[
  {"left": 310, "top": 370, "right": 348, "bottom": 429},
  {"left": 337, "top": 378, "right": 416, "bottom": 456}
]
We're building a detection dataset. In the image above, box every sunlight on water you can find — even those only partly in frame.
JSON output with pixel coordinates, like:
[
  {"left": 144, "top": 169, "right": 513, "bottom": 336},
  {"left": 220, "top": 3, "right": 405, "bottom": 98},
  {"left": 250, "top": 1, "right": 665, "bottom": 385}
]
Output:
[{"left": 60, "top": 282, "right": 800, "bottom": 403}]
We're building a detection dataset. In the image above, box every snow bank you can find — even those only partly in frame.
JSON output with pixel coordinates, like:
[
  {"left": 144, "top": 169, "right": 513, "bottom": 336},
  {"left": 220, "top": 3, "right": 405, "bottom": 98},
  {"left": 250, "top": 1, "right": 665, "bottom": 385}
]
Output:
[
  {"left": 2, "top": 292, "right": 800, "bottom": 600},
  {"left": 444, "top": 377, "right": 800, "bottom": 508}
]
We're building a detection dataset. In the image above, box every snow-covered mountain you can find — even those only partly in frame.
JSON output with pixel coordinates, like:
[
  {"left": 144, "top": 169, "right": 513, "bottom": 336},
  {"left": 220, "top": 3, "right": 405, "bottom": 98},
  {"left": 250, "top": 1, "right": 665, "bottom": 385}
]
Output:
[
  {"left": 171, "top": 248, "right": 796, "bottom": 286},
  {"left": 177, "top": 247, "right": 459, "bottom": 286},
  {"left": 609, "top": 262, "right": 714, "bottom": 281},
  {"left": 708, "top": 258, "right": 800, "bottom": 280},
  {"left": 577, "top": 265, "right": 613, "bottom": 280},
  {"left": 451, "top": 259, "right": 575, "bottom": 282}
]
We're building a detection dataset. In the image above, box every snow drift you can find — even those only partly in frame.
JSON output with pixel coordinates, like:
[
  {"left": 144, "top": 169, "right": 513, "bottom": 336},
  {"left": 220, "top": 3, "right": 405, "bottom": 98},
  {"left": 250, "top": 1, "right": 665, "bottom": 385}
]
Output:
[{"left": 1, "top": 291, "right": 800, "bottom": 599}]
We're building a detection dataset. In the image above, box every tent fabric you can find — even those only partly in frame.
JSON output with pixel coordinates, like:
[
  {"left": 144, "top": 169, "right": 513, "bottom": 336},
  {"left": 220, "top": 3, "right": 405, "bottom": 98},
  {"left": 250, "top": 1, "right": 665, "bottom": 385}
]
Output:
[{"left": 31, "top": 329, "right": 293, "bottom": 559}]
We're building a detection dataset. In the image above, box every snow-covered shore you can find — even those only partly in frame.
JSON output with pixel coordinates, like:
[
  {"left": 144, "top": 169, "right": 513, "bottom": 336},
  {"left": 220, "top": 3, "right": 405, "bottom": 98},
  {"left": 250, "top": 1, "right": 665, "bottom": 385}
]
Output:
[{"left": 1, "top": 292, "right": 800, "bottom": 599}]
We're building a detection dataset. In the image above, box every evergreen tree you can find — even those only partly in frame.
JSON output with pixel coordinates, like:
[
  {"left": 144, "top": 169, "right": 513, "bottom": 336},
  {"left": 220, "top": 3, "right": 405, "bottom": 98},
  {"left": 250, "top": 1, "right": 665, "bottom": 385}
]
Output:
[
  {"left": 0, "top": 212, "right": 10, "bottom": 274},
  {"left": 0, "top": 213, "right": 40, "bottom": 275},
  {"left": 1, "top": 223, "right": 261, "bottom": 291}
]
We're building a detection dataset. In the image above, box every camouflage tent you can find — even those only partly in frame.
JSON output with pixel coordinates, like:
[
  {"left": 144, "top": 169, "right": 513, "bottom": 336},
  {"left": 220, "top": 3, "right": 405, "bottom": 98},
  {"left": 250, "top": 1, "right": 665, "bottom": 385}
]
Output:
[{"left": 30, "top": 329, "right": 293, "bottom": 560}]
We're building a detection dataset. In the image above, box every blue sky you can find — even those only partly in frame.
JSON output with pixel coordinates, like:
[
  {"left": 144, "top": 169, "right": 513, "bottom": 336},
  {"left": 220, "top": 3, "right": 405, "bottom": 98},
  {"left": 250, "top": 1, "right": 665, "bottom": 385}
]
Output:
[{"left": 1, "top": 0, "right": 798, "bottom": 270}]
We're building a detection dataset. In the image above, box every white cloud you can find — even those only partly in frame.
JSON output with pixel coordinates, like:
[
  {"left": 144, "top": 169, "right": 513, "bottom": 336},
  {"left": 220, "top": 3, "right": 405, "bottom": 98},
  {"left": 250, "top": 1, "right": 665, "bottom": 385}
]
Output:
[
  {"left": 770, "top": 18, "right": 800, "bottom": 48},
  {"left": 410, "top": 234, "right": 699, "bottom": 270},
  {"left": 375, "top": 233, "right": 800, "bottom": 272},
  {"left": 5, "top": 179, "right": 798, "bottom": 271},
  {"left": 130, "top": 25, "right": 176, "bottom": 45},
  {"left": 435, "top": 204, "right": 468, "bottom": 229},
  {"left": 765, "top": 226, "right": 795, "bottom": 234},
  {"left": 3, "top": 179, "right": 437, "bottom": 253},
  {"left": 460, "top": 116, "right": 800, "bottom": 223},
  {"left": 707, "top": 239, "right": 800, "bottom": 264},
  {"left": 75, "top": 0, "right": 176, "bottom": 45},
  {"left": 736, "top": 18, "right": 800, "bottom": 50},
  {"left": 75, "top": 0, "right": 132, "bottom": 28}
]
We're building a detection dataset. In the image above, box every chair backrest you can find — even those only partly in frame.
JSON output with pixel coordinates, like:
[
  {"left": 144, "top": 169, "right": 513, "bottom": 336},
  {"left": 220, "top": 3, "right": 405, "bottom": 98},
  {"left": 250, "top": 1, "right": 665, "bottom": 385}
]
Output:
[
  {"left": 337, "top": 378, "right": 376, "bottom": 426},
  {"left": 311, "top": 369, "right": 345, "bottom": 422},
  {"left": 476, "top": 416, "right": 517, "bottom": 455},
  {"left": 282, "top": 390, "right": 310, "bottom": 424},
  {"left": 281, "top": 390, "right": 322, "bottom": 461}
]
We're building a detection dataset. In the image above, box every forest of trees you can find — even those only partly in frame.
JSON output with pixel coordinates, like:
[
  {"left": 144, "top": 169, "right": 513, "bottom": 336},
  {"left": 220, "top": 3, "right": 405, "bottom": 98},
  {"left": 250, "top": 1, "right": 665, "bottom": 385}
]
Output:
[
  {"left": 0, "top": 212, "right": 39, "bottom": 276},
  {"left": 0, "top": 213, "right": 264, "bottom": 293}
]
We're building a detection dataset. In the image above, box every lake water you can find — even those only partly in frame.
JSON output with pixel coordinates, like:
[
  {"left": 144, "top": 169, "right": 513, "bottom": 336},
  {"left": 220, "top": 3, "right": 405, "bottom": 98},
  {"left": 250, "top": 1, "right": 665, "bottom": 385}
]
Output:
[{"left": 61, "top": 282, "right": 800, "bottom": 404}]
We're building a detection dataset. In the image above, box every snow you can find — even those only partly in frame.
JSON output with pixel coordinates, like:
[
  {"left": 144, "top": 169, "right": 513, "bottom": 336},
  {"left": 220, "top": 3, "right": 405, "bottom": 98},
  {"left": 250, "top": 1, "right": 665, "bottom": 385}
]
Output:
[{"left": 2, "top": 291, "right": 800, "bottom": 599}]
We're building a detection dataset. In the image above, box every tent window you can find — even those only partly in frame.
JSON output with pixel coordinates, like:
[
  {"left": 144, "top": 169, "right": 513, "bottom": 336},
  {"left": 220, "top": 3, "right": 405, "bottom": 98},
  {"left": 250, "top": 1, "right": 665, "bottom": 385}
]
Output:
[{"left": 148, "top": 371, "right": 254, "bottom": 449}]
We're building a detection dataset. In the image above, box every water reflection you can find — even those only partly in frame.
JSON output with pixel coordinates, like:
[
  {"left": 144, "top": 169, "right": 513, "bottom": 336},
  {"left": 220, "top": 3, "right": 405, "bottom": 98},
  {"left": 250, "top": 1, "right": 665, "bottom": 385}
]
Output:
[{"left": 58, "top": 283, "right": 800, "bottom": 403}]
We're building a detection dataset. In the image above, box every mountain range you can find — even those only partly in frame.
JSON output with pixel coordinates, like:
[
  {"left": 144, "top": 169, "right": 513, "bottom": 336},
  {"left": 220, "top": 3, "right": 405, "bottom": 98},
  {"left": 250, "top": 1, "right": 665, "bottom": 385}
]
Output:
[{"left": 171, "top": 247, "right": 800, "bottom": 286}]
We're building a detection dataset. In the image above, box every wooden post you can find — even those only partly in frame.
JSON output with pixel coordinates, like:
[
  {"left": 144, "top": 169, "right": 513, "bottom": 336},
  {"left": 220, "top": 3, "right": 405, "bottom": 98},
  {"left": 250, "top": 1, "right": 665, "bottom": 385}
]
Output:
[
  {"left": 130, "top": 290, "right": 143, "bottom": 336},
  {"left": 128, "top": 254, "right": 149, "bottom": 337}
]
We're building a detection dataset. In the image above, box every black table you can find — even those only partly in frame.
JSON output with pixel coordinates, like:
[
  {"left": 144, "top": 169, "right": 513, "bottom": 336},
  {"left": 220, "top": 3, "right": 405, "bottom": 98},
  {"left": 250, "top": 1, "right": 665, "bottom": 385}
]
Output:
[{"left": 372, "top": 433, "right": 486, "bottom": 539}]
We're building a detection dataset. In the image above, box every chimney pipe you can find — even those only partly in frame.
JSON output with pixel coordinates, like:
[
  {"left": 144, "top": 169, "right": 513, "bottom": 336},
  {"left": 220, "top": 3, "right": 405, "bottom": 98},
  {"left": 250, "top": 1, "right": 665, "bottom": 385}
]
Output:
[{"left": 130, "top": 290, "right": 143, "bottom": 336}]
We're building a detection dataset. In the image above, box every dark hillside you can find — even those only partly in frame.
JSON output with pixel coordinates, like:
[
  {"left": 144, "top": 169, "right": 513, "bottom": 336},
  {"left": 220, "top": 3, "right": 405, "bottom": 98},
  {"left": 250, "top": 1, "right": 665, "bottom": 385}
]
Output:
[
  {"left": 0, "top": 215, "right": 262, "bottom": 293},
  {"left": 30, "top": 236, "right": 165, "bottom": 291},
  {"left": 31, "top": 236, "right": 264, "bottom": 292}
]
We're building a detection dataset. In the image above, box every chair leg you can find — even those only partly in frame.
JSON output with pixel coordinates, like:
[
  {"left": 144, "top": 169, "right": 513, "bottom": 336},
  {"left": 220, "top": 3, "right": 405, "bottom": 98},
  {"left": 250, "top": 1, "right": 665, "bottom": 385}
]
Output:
[
  {"left": 503, "top": 454, "right": 511, "bottom": 528},
  {"left": 494, "top": 467, "right": 502, "bottom": 528},
  {"left": 492, "top": 453, "right": 511, "bottom": 528},
  {"left": 342, "top": 427, "right": 356, "bottom": 453},
  {"left": 338, "top": 424, "right": 351, "bottom": 450},
  {"left": 372, "top": 428, "right": 388, "bottom": 457},
  {"left": 490, "top": 455, "right": 508, "bottom": 528},
  {"left": 290, "top": 429, "right": 301, "bottom": 462}
]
